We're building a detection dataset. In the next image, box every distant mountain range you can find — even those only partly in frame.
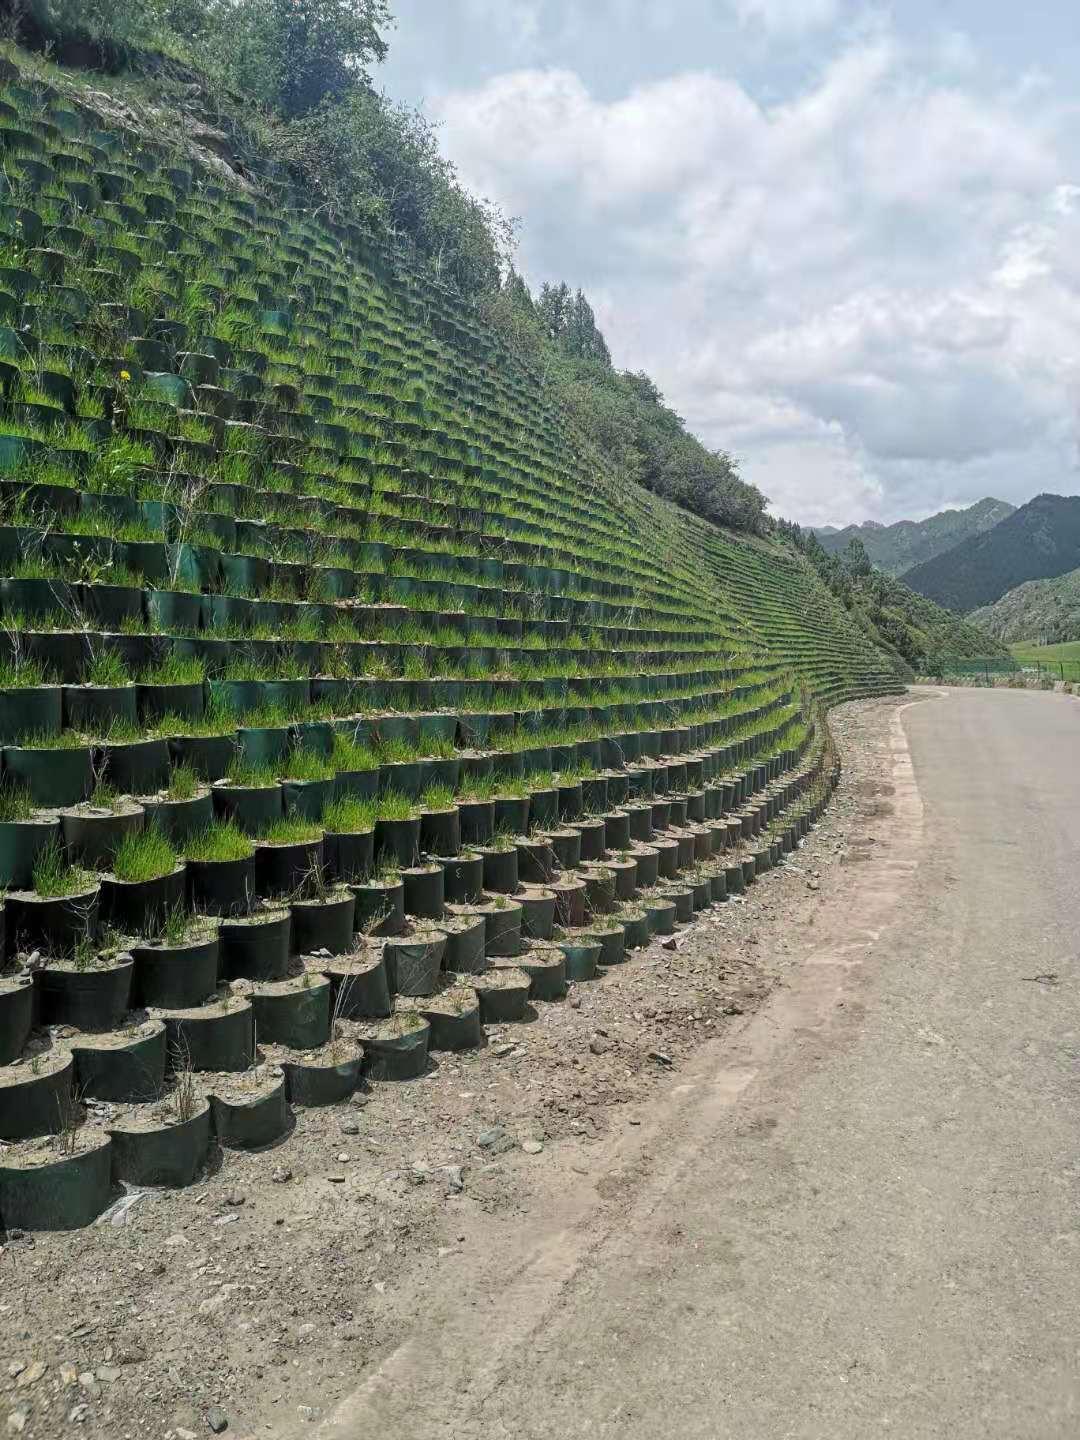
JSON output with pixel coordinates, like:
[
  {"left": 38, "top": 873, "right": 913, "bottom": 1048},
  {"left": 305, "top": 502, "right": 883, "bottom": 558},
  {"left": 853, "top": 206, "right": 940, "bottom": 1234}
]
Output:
[
  {"left": 903, "top": 494, "right": 1080, "bottom": 613},
  {"left": 812, "top": 498, "right": 1015, "bottom": 577},
  {"left": 969, "top": 566, "right": 1080, "bottom": 643}
]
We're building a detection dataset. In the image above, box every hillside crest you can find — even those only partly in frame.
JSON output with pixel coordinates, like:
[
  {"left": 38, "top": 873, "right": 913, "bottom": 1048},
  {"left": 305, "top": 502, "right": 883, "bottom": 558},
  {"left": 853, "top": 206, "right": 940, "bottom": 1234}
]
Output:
[
  {"left": 905, "top": 494, "right": 1080, "bottom": 613},
  {"left": 813, "top": 497, "right": 1014, "bottom": 578}
]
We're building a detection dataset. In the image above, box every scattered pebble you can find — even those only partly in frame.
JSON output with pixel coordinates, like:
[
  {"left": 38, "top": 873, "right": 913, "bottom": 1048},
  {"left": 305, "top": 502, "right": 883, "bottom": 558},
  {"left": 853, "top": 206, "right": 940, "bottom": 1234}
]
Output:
[
  {"left": 477, "top": 1126, "right": 515, "bottom": 1154},
  {"left": 206, "top": 1404, "right": 229, "bottom": 1434}
]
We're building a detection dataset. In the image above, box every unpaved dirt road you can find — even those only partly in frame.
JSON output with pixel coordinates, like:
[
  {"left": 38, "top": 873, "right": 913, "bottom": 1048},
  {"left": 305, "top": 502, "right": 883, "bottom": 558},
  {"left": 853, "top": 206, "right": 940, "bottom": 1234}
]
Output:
[{"left": 318, "top": 687, "right": 1080, "bottom": 1440}]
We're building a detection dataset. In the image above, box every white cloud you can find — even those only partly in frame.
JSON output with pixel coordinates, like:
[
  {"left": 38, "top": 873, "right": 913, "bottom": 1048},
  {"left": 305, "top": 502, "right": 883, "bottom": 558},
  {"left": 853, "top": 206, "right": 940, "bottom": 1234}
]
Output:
[
  {"left": 463, "top": 0, "right": 543, "bottom": 49},
  {"left": 732, "top": 0, "right": 840, "bottom": 36},
  {"left": 433, "top": 28, "right": 1080, "bottom": 525}
]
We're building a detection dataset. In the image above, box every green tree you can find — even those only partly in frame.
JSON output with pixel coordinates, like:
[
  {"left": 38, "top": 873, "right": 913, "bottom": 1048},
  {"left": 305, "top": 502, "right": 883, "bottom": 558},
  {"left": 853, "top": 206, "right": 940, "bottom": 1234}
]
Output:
[
  {"left": 281, "top": 90, "right": 515, "bottom": 293},
  {"left": 841, "top": 536, "right": 872, "bottom": 578},
  {"left": 205, "top": 0, "right": 393, "bottom": 117}
]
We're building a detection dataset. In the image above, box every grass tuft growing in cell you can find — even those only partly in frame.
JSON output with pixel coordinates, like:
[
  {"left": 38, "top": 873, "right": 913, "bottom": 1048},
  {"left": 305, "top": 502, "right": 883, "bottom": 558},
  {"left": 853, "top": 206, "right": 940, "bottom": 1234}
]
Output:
[
  {"left": 0, "top": 783, "right": 35, "bottom": 821},
  {"left": 32, "top": 842, "right": 95, "bottom": 897},
  {"left": 139, "top": 654, "right": 207, "bottom": 685},
  {"left": 0, "top": 656, "right": 48, "bottom": 688},
  {"left": 419, "top": 783, "right": 455, "bottom": 811},
  {"left": 279, "top": 748, "right": 335, "bottom": 782},
  {"left": 185, "top": 822, "right": 254, "bottom": 863},
  {"left": 113, "top": 827, "right": 179, "bottom": 882},
  {"left": 376, "top": 791, "right": 417, "bottom": 821},
  {"left": 260, "top": 815, "right": 324, "bottom": 845},
  {"left": 83, "top": 651, "right": 131, "bottom": 687},
  {"left": 165, "top": 765, "right": 200, "bottom": 801},
  {"left": 322, "top": 795, "right": 378, "bottom": 833}
]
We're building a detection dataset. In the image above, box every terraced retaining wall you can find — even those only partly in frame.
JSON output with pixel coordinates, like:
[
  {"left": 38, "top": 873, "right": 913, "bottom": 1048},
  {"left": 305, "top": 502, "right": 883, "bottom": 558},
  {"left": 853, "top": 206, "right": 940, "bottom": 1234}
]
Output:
[{"left": 0, "top": 55, "right": 900, "bottom": 1230}]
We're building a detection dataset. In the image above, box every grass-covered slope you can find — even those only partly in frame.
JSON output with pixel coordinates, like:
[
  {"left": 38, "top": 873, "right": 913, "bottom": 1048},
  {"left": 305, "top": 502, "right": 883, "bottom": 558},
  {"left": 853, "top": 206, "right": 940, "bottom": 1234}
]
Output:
[
  {"left": 970, "top": 567, "right": 1080, "bottom": 645},
  {"left": 776, "top": 522, "right": 1007, "bottom": 673},
  {"left": 904, "top": 494, "right": 1080, "bottom": 612},
  {"left": 1010, "top": 637, "right": 1080, "bottom": 665},
  {"left": 0, "top": 48, "right": 905, "bottom": 1225},
  {"left": 843, "top": 570, "right": 1007, "bottom": 669},
  {"left": 813, "top": 497, "right": 1014, "bottom": 577},
  {"left": 0, "top": 49, "right": 899, "bottom": 712}
]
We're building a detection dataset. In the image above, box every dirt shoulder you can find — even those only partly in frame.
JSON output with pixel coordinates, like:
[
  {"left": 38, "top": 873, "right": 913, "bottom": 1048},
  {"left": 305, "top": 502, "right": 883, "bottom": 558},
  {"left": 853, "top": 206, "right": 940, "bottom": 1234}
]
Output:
[{"left": 0, "top": 695, "right": 906, "bottom": 1440}]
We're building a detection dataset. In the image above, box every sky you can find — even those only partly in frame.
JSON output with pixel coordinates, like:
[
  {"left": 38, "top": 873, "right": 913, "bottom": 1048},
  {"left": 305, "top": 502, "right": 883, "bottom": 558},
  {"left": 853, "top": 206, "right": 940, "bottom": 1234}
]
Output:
[{"left": 378, "top": 1, "right": 1080, "bottom": 528}]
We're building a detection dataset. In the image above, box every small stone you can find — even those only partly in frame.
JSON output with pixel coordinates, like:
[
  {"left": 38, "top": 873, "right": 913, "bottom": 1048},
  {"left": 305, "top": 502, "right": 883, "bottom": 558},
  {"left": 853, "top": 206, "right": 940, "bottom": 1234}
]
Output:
[
  {"left": 336, "top": 1152, "right": 351, "bottom": 1162},
  {"left": 176, "top": 1429, "right": 198, "bottom": 1440},
  {"left": 78, "top": 1373, "right": 101, "bottom": 1400},
  {"left": 521, "top": 1140, "right": 543, "bottom": 1155},
  {"left": 569, "top": 995, "right": 581, "bottom": 1009},
  {"left": 225, "top": 1192, "right": 245, "bottom": 1207},
  {"left": 442, "top": 1165, "right": 464, "bottom": 1195},
  {"left": 5, "top": 1408, "right": 28, "bottom": 1435},
  {"left": 589, "top": 1036, "right": 610, "bottom": 1055},
  {"left": 327, "top": 1173, "right": 346, "bottom": 1184},
  {"left": 96, "top": 1366, "right": 120, "bottom": 1383},
  {"left": 206, "top": 1405, "right": 229, "bottom": 1434},
  {"left": 648, "top": 1050, "right": 673, "bottom": 1066},
  {"left": 59, "top": 1364, "right": 78, "bottom": 1387},
  {"left": 164, "top": 1233, "right": 189, "bottom": 1247},
  {"left": 6, "top": 1364, "right": 23, "bottom": 1380},
  {"left": 477, "top": 1126, "right": 508, "bottom": 1150},
  {"left": 661, "top": 936, "right": 680, "bottom": 951},
  {"left": 340, "top": 1122, "right": 360, "bottom": 1135},
  {"left": 67, "top": 1405, "right": 89, "bottom": 1424},
  {"left": 492, "top": 1043, "right": 516, "bottom": 1058},
  {"left": 297, "top": 1406, "right": 319, "bottom": 1423},
  {"left": 271, "top": 1168, "right": 291, "bottom": 1184}
]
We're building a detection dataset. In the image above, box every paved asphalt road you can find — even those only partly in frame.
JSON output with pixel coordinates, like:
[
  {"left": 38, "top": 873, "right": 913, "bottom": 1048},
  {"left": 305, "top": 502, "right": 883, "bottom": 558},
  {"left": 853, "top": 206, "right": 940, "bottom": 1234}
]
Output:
[{"left": 320, "top": 689, "right": 1080, "bottom": 1440}]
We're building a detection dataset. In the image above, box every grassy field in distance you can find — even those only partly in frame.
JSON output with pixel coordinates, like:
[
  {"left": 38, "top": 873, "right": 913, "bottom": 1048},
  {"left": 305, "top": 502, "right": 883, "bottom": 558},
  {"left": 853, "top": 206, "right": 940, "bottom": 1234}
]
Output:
[{"left": 1011, "top": 639, "right": 1080, "bottom": 671}]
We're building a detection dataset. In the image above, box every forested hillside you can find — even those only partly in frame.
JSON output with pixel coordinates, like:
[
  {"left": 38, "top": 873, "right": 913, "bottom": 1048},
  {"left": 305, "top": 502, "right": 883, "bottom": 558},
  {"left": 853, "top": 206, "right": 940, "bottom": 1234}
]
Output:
[
  {"left": 814, "top": 497, "right": 1013, "bottom": 577},
  {"left": 778, "top": 526, "right": 1009, "bottom": 670},
  {"left": 904, "top": 495, "right": 1080, "bottom": 612},
  {"left": 969, "top": 568, "right": 1080, "bottom": 644}
]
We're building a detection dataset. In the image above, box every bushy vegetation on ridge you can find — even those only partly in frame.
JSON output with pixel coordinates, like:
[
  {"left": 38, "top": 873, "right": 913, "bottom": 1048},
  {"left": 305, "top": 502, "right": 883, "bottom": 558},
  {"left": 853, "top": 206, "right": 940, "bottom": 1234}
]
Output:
[{"left": 778, "top": 525, "right": 1010, "bottom": 670}]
